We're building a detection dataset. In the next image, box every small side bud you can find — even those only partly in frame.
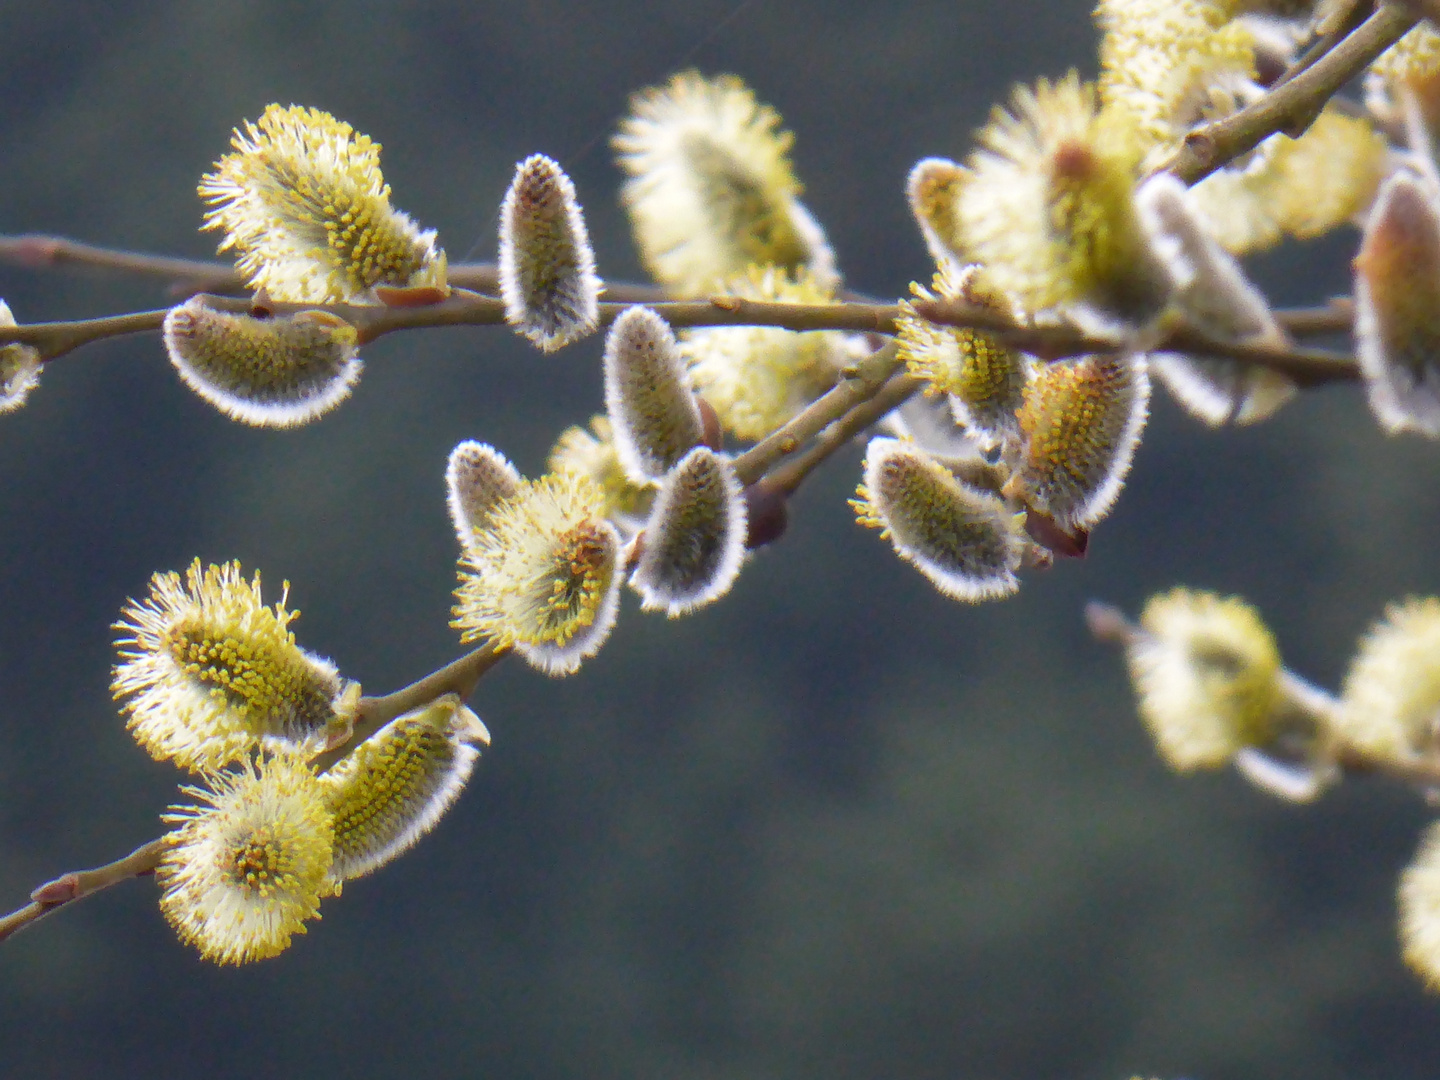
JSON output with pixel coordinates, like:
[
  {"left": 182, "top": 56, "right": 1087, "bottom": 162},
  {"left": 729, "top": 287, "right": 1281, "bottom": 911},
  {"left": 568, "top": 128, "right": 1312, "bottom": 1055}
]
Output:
[
  {"left": 446, "top": 441, "right": 522, "bottom": 551},
  {"left": 1354, "top": 172, "right": 1440, "bottom": 437},
  {"left": 321, "top": 694, "right": 487, "bottom": 882},
  {"left": 1012, "top": 354, "right": 1149, "bottom": 531},
  {"left": 905, "top": 158, "right": 970, "bottom": 271},
  {"left": 742, "top": 479, "right": 789, "bottom": 549},
  {"left": 0, "top": 300, "right": 40, "bottom": 414},
  {"left": 630, "top": 447, "right": 748, "bottom": 616},
  {"left": 498, "top": 154, "right": 601, "bottom": 352},
  {"left": 162, "top": 298, "right": 361, "bottom": 427},
  {"left": 1136, "top": 174, "right": 1295, "bottom": 426},
  {"left": 852, "top": 437, "right": 1024, "bottom": 603},
  {"left": 603, "top": 307, "right": 705, "bottom": 482}
]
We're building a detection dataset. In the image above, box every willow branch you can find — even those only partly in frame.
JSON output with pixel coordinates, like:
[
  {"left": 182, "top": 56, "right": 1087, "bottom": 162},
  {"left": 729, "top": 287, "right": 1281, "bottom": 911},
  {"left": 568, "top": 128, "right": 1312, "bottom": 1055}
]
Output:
[
  {"left": 1398, "top": 0, "right": 1440, "bottom": 27},
  {"left": 912, "top": 300, "right": 1359, "bottom": 386},
  {"left": 733, "top": 340, "right": 904, "bottom": 486},
  {"left": 0, "top": 641, "right": 509, "bottom": 946},
  {"left": 1163, "top": 4, "right": 1418, "bottom": 185},
  {"left": 0, "top": 233, "right": 676, "bottom": 305},
  {"left": 0, "top": 837, "right": 170, "bottom": 944},
  {"left": 764, "top": 374, "right": 924, "bottom": 497},
  {"left": 1085, "top": 601, "right": 1440, "bottom": 792},
  {"left": 309, "top": 642, "right": 508, "bottom": 774}
]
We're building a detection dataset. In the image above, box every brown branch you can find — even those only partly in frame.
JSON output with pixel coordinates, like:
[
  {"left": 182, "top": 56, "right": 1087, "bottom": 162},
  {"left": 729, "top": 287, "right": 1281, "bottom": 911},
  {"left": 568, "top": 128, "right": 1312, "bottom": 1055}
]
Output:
[
  {"left": 0, "top": 837, "right": 170, "bottom": 944},
  {"left": 1274, "top": 298, "right": 1355, "bottom": 337},
  {"left": 1163, "top": 4, "right": 1418, "bottom": 185},
  {"left": 1396, "top": 0, "right": 1440, "bottom": 28},
  {"left": 764, "top": 374, "right": 924, "bottom": 497},
  {"left": 732, "top": 340, "right": 904, "bottom": 486},
  {"left": 309, "top": 642, "right": 508, "bottom": 774},
  {"left": 0, "top": 233, "right": 676, "bottom": 305},
  {"left": 912, "top": 299, "right": 1360, "bottom": 386}
]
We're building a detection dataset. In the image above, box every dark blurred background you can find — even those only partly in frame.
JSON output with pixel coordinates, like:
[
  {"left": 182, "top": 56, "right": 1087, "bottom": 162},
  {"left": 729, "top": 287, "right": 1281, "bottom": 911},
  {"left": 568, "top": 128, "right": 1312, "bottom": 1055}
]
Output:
[{"left": 1, "top": 2, "right": 1438, "bottom": 1078}]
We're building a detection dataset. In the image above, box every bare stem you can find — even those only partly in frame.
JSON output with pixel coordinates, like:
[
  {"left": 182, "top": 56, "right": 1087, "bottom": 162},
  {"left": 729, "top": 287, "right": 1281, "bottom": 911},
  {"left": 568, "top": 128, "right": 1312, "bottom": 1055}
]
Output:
[
  {"left": 1163, "top": 4, "right": 1418, "bottom": 185},
  {"left": 764, "top": 374, "right": 924, "bottom": 497},
  {"left": 733, "top": 340, "right": 904, "bottom": 486},
  {"left": 0, "top": 232, "right": 677, "bottom": 304},
  {"left": 0, "top": 837, "right": 171, "bottom": 944},
  {"left": 309, "top": 642, "right": 508, "bottom": 774}
]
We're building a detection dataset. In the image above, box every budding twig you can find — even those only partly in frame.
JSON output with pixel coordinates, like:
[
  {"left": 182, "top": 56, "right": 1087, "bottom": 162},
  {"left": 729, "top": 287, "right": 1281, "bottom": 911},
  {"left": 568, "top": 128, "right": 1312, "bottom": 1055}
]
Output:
[
  {"left": 0, "top": 643, "right": 508, "bottom": 944},
  {"left": 764, "top": 373, "right": 924, "bottom": 497},
  {"left": 1164, "top": 4, "right": 1419, "bottom": 185},
  {"left": 0, "top": 837, "right": 171, "bottom": 944}
]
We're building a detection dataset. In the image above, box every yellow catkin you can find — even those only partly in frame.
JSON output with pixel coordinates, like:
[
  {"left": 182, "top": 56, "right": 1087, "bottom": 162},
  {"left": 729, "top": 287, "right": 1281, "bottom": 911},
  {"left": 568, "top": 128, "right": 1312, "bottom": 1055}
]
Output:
[
  {"left": 200, "top": 104, "right": 447, "bottom": 303},
  {"left": 159, "top": 754, "right": 334, "bottom": 965}
]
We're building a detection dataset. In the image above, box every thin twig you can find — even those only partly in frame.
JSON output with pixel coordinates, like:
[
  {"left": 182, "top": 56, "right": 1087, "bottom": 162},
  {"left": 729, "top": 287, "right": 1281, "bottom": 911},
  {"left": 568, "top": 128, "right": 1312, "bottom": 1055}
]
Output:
[
  {"left": 0, "top": 838, "right": 171, "bottom": 944},
  {"left": 732, "top": 340, "right": 904, "bottom": 486},
  {"left": 309, "top": 642, "right": 508, "bottom": 774},
  {"left": 912, "top": 300, "right": 1359, "bottom": 386},
  {"left": 0, "top": 233, "right": 675, "bottom": 304},
  {"left": 1163, "top": 4, "right": 1418, "bottom": 185},
  {"left": 765, "top": 374, "right": 924, "bottom": 496}
]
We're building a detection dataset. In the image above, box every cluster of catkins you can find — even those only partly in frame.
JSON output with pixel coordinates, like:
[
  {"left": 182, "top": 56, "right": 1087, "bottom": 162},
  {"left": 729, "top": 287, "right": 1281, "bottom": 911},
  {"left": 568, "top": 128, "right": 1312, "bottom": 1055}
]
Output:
[
  {"left": 111, "top": 561, "right": 489, "bottom": 963},
  {"left": 1108, "top": 585, "right": 1440, "bottom": 990}
]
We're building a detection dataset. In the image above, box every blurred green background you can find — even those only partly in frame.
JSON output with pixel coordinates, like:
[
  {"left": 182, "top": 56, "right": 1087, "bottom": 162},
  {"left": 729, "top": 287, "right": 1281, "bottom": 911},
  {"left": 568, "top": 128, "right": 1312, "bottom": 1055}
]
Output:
[{"left": 2, "top": 2, "right": 1439, "bottom": 1077}]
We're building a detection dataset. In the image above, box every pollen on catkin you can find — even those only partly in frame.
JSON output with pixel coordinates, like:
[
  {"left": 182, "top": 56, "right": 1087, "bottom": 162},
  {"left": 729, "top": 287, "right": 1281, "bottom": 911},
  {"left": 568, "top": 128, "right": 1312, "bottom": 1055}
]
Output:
[
  {"left": 1095, "top": 0, "right": 1257, "bottom": 160},
  {"left": 1134, "top": 174, "right": 1295, "bottom": 425},
  {"left": 1400, "top": 821, "right": 1440, "bottom": 990},
  {"left": 852, "top": 437, "right": 1024, "bottom": 603},
  {"left": 957, "top": 73, "right": 1172, "bottom": 331},
  {"left": 446, "top": 440, "right": 523, "bottom": 552},
  {"left": 321, "top": 694, "right": 489, "bottom": 882},
  {"left": 199, "top": 104, "right": 447, "bottom": 303},
  {"left": 896, "top": 265, "right": 1031, "bottom": 448},
  {"left": 0, "top": 300, "right": 40, "bottom": 414},
  {"left": 906, "top": 157, "right": 971, "bottom": 272},
  {"left": 498, "top": 154, "right": 601, "bottom": 352},
  {"left": 548, "top": 414, "right": 656, "bottom": 528},
  {"left": 603, "top": 306, "right": 706, "bottom": 482},
  {"left": 1354, "top": 172, "right": 1440, "bottom": 438},
  {"left": 630, "top": 447, "right": 747, "bottom": 616},
  {"left": 1337, "top": 598, "right": 1440, "bottom": 763},
  {"left": 613, "top": 70, "right": 837, "bottom": 296},
  {"left": 1012, "top": 354, "right": 1150, "bottom": 531},
  {"left": 161, "top": 298, "right": 362, "bottom": 427},
  {"left": 113, "top": 560, "right": 359, "bottom": 772},
  {"left": 681, "top": 265, "right": 857, "bottom": 441},
  {"left": 452, "top": 471, "right": 623, "bottom": 675},
  {"left": 1125, "top": 587, "right": 1284, "bottom": 771},
  {"left": 158, "top": 753, "right": 334, "bottom": 965}
]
